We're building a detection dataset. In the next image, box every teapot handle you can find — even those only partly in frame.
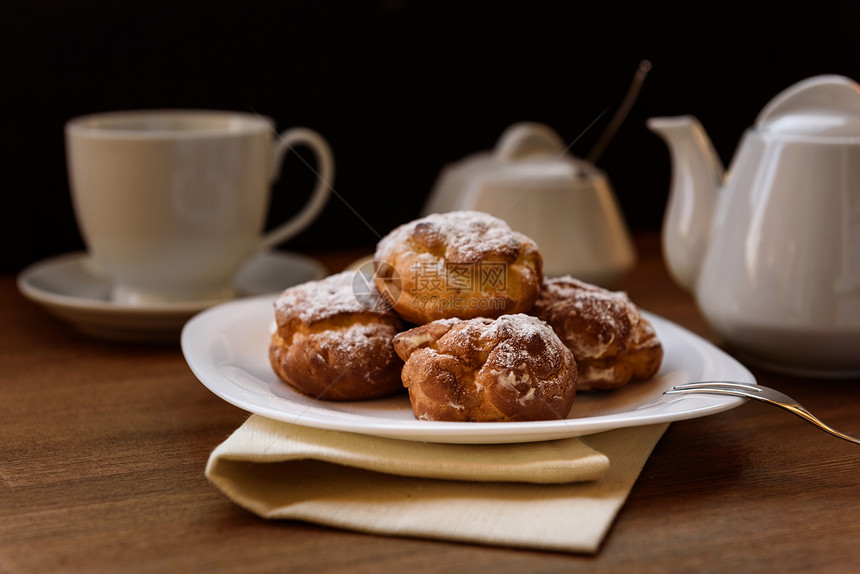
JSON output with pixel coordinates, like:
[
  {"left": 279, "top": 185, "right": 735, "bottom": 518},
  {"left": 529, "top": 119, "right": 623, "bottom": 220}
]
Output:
[{"left": 495, "top": 122, "right": 566, "bottom": 161}]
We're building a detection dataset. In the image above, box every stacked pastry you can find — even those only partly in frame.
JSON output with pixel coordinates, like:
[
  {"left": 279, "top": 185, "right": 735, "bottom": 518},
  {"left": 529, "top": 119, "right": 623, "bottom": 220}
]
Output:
[{"left": 269, "top": 210, "right": 663, "bottom": 422}]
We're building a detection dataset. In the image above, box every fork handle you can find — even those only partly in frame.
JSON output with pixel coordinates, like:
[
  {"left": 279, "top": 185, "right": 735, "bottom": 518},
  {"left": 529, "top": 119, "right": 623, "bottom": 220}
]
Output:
[{"left": 665, "top": 386, "right": 860, "bottom": 446}]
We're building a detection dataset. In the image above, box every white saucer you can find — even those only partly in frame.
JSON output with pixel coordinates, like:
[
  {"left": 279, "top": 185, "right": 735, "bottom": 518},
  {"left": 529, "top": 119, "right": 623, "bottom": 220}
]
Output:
[{"left": 17, "top": 251, "right": 327, "bottom": 342}]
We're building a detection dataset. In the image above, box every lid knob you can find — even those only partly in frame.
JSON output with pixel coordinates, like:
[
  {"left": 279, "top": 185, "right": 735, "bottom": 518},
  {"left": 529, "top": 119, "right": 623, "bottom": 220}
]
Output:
[{"left": 755, "top": 75, "right": 860, "bottom": 137}]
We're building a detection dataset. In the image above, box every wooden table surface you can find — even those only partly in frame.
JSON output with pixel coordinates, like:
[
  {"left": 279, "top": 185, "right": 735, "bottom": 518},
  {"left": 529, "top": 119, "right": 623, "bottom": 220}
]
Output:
[{"left": 2, "top": 234, "right": 858, "bottom": 574}]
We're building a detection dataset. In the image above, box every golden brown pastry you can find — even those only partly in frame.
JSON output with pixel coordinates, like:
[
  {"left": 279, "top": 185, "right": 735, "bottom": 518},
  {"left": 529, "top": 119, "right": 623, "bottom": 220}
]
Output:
[
  {"left": 269, "top": 271, "right": 405, "bottom": 401},
  {"left": 531, "top": 276, "right": 663, "bottom": 391},
  {"left": 373, "top": 210, "right": 543, "bottom": 324},
  {"left": 392, "top": 314, "right": 577, "bottom": 422}
]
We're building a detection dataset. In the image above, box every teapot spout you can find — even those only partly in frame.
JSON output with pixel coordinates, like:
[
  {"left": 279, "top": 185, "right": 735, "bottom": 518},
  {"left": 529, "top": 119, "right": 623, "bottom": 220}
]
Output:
[{"left": 647, "top": 115, "right": 724, "bottom": 292}]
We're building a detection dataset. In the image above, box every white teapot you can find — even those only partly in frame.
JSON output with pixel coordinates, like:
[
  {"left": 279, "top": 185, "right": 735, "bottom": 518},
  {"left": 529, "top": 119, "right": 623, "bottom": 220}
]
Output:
[
  {"left": 648, "top": 75, "right": 860, "bottom": 376},
  {"left": 422, "top": 122, "right": 636, "bottom": 286}
]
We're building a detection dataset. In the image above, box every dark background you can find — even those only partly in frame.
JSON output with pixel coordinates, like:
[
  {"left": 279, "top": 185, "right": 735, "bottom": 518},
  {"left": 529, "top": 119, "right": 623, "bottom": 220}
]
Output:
[{"left": 3, "top": 0, "right": 860, "bottom": 271}]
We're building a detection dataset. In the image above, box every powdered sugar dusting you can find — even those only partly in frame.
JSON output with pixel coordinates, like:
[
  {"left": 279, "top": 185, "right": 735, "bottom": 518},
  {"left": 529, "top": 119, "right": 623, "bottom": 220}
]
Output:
[
  {"left": 533, "top": 276, "right": 636, "bottom": 359},
  {"left": 428, "top": 314, "right": 564, "bottom": 376},
  {"left": 376, "top": 210, "right": 524, "bottom": 263},
  {"left": 395, "top": 313, "right": 576, "bottom": 421},
  {"left": 484, "top": 314, "right": 563, "bottom": 372},
  {"left": 274, "top": 271, "right": 372, "bottom": 325},
  {"left": 571, "top": 289, "right": 635, "bottom": 334},
  {"left": 314, "top": 322, "right": 396, "bottom": 365},
  {"left": 532, "top": 275, "right": 663, "bottom": 390}
]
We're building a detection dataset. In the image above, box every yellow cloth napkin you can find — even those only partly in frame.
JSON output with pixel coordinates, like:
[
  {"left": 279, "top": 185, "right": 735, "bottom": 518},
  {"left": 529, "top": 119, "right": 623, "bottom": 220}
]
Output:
[{"left": 206, "top": 414, "right": 668, "bottom": 554}]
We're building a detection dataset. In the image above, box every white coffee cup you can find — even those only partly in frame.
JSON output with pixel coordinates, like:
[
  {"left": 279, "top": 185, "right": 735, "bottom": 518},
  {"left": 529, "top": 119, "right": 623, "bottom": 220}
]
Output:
[{"left": 65, "top": 109, "right": 334, "bottom": 305}]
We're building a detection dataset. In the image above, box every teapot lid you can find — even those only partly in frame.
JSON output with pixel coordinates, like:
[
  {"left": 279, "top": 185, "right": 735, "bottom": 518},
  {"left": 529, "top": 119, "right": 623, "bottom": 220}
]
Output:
[{"left": 755, "top": 75, "right": 860, "bottom": 137}]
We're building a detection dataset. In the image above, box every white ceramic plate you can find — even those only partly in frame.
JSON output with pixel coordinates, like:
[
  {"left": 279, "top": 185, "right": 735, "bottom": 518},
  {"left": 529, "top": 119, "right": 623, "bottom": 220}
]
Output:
[
  {"left": 18, "top": 251, "right": 326, "bottom": 342},
  {"left": 182, "top": 295, "right": 756, "bottom": 444}
]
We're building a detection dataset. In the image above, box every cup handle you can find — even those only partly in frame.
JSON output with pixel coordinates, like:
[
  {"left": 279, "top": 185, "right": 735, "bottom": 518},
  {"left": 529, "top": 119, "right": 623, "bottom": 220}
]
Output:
[{"left": 261, "top": 127, "right": 335, "bottom": 249}]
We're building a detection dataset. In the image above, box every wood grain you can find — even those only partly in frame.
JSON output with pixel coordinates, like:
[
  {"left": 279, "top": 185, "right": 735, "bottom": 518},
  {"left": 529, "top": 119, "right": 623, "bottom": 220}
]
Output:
[{"left": 2, "top": 234, "right": 858, "bottom": 573}]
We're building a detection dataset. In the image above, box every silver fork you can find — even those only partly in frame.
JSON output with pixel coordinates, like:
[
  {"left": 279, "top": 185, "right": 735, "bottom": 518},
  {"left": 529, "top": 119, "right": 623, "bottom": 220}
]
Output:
[{"left": 664, "top": 381, "right": 860, "bottom": 446}]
